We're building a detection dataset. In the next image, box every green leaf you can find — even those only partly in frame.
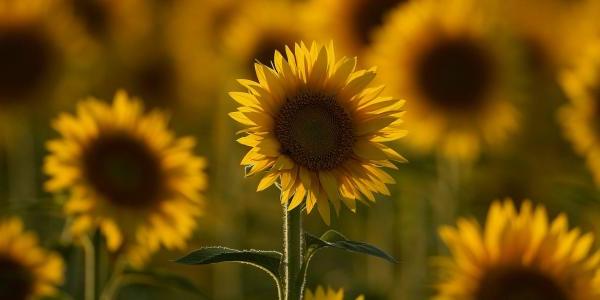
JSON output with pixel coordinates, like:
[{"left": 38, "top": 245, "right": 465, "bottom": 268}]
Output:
[
  {"left": 122, "top": 269, "right": 205, "bottom": 296},
  {"left": 175, "top": 246, "right": 282, "bottom": 279},
  {"left": 305, "top": 230, "right": 397, "bottom": 263}
]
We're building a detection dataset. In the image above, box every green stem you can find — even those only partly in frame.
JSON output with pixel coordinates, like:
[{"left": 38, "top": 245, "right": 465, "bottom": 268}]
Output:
[
  {"left": 81, "top": 236, "right": 95, "bottom": 300},
  {"left": 282, "top": 204, "right": 304, "bottom": 300},
  {"left": 100, "top": 258, "right": 127, "bottom": 300}
]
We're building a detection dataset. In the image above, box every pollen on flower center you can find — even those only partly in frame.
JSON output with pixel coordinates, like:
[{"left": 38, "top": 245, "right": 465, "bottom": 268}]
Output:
[
  {"left": 82, "top": 133, "right": 164, "bottom": 207},
  {"left": 0, "top": 256, "right": 33, "bottom": 300},
  {"left": 0, "top": 26, "right": 55, "bottom": 102},
  {"left": 352, "top": 0, "right": 407, "bottom": 45},
  {"left": 475, "top": 266, "right": 568, "bottom": 300},
  {"left": 274, "top": 90, "right": 355, "bottom": 170},
  {"left": 416, "top": 37, "right": 495, "bottom": 111}
]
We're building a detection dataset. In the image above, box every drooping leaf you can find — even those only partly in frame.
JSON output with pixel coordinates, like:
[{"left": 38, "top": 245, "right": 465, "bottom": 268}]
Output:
[
  {"left": 175, "top": 246, "right": 282, "bottom": 280},
  {"left": 305, "top": 230, "right": 397, "bottom": 263}
]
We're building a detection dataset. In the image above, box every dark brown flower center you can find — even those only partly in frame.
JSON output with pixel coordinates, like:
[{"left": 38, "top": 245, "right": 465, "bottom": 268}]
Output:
[
  {"left": 352, "top": 0, "right": 408, "bottom": 46},
  {"left": 416, "top": 37, "right": 495, "bottom": 112},
  {"left": 0, "top": 256, "right": 34, "bottom": 300},
  {"left": 71, "top": 0, "right": 109, "bottom": 37},
  {"left": 251, "top": 35, "right": 295, "bottom": 73},
  {"left": 476, "top": 266, "right": 569, "bottom": 300},
  {"left": 0, "top": 26, "right": 55, "bottom": 103},
  {"left": 593, "top": 87, "right": 600, "bottom": 134},
  {"left": 274, "top": 90, "right": 355, "bottom": 170},
  {"left": 82, "top": 133, "right": 164, "bottom": 207},
  {"left": 131, "top": 58, "right": 177, "bottom": 108}
]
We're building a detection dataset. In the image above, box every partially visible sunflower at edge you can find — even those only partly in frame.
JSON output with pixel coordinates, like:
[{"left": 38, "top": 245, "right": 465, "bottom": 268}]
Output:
[
  {"left": 435, "top": 199, "right": 600, "bottom": 300},
  {"left": 558, "top": 40, "right": 600, "bottom": 186},
  {"left": 369, "top": 0, "right": 519, "bottom": 161},
  {"left": 0, "top": 0, "right": 93, "bottom": 126},
  {"left": 44, "top": 90, "right": 207, "bottom": 267},
  {"left": 305, "top": 286, "right": 365, "bottom": 300},
  {"left": 302, "top": 0, "right": 409, "bottom": 58},
  {"left": 222, "top": 0, "right": 308, "bottom": 76},
  {"left": 230, "top": 41, "right": 406, "bottom": 224},
  {"left": 0, "top": 217, "right": 64, "bottom": 300},
  {"left": 497, "top": 0, "right": 599, "bottom": 76}
]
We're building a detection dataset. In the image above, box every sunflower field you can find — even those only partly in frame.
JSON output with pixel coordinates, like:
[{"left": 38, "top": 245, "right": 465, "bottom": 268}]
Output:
[{"left": 1, "top": 0, "right": 600, "bottom": 299}]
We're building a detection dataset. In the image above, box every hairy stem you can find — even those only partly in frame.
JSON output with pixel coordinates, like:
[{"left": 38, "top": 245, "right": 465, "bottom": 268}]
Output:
[{"left": 282, "top": 204, "right": 304, "bottom": 300}]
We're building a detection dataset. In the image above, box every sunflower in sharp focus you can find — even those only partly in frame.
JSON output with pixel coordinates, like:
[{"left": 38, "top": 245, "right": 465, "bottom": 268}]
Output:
[
  {"left": 303, "top": 0, "right": 409, "bottom": 57},
  {"left": 223, "top": 0, "right": 308, "bottom": 76},
  {"left": 305, "top": 286, "right": 365, "bottom": 300},
  {"left": 0, "top": 0, "right": 93, "bottom": 117},
  {"left": 370, "top": 0, "right": 519, "bottom": 161},
  {"left": 435, "top": 199, "right": 600, "bottom": 300},
  {"left": 230, "top": 41, "right": 406, "bottom": 225},
  {"left": 558, "top": 41, "right": 600, "bottom": 186},
  {"left": 44, "top": 90, "right": 207, "bottom": 267},
  {"left": 0, "top": 217, "right": 64, "bottom": 300}
]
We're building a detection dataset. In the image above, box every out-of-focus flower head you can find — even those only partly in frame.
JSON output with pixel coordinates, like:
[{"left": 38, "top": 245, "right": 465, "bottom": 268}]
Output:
[{"left": 44, "top": 90, "right": 207, "bottom": 267}]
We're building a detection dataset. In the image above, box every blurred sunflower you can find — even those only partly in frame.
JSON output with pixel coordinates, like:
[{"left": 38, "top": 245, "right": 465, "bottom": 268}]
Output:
[
  {"left": 63, "top": 0, "right": 150, "bottom": 45},
  {"left": 0, "top": 0, "right": 92, "bottom": 120},
  {"left": 302, "top": 0, "right": 408, "bottom": 57},
  {"left": 558, "top": 41, "right": 600, "bottom": 186},
  {"left": 370, "top": 0, "right": 519, "bottom": 161},
  {"left": 108, "top": 46, "right": 185, "bottom": 110},
  {"left": 161, "top": 0, "right": 240, "bottom": 112},
  {"left": 0, "top": 217, "right": 64, "bottom": 300},
  {"left": 435, "top": 199, "right": 600, "bottom": 300},
  {"left": 223, "top": 0, "right": 308, "bottom": 76},
  {"left": 230, "top": 41, "right": 406, "bottom": 224},
  {"left": 305, "top": 286, "right": 364, "bottom": 300},
  {"left": 44, "top": 90, "right": 207, "bottom": 267},
  {"left": 498, "top": 0, "right": 599, "bottom": 75}
]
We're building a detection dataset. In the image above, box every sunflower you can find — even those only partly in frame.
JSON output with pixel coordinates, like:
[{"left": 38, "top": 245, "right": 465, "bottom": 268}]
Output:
[
  {"left": 0, "top": 0, "right": 93, "bottom": 118},
  {"left": 230, "top": 41, "right": 406, "bottom": 225},
  {"left": 63, "top": 0, "right": 150, "bottom": 45},
  {"left": 102, "top": 45, "right": 186, "bottom": 110},
  {"left": 160, "top": 0, "right": 240, "bottom": 113},
  {"left": 223, "top": 0, "right": 308, "bottom": 76},
  {"left": 435, "top": 199, "right": 600, "bottom": 300},
  {"left": 305, "top": 286, "right": 365, "bottom": 300},
  {"left": 369, "top": 0, "right": 519, "bottom": 161},
  {"left": 302, "top": 0, "right": 409, "bottom": 57},
  {"left": 558, "top": 40, "right": 600, "bottom": 186},
  {"left": 0, "top": 217, "right": 64, "bottom": 300},
  {"left": 497, "top": 0, "right": 599, "bottom": 74},
  {"left": 44, "top": 90, "right": 207, "bottom": 267}
]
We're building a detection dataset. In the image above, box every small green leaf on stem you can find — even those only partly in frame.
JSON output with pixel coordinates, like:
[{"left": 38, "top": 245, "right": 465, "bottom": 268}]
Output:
[{"left": 305, "top": 230, "right": 397, "bottom": 263}]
